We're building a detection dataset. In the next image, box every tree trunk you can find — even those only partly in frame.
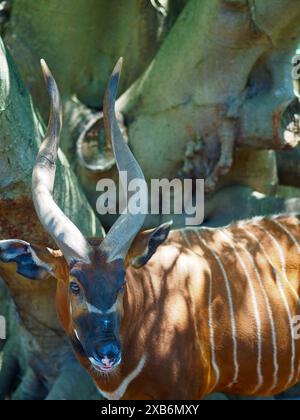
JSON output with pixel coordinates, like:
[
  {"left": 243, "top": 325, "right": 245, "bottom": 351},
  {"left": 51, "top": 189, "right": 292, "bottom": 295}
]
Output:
[
  {"left": 6, "top": 0, "right": 300, "bottom": 229},
  {"left": 4, "top": 0, "right": 164, "bottom": 165},
  {"left": 5, "top": 0, "right": 161, "bottom": 113},
  {"left": 0, "top": 38, "right": 103, "bottom": 400},
  {"left": 277, "top": 148, "right": 300, "bottom": 188},
  {"left": 119, "top": 0, "right": 300, "bottom": 190},
  {"left": 74, "top": 0, "right": 300, "bottom": 228}
]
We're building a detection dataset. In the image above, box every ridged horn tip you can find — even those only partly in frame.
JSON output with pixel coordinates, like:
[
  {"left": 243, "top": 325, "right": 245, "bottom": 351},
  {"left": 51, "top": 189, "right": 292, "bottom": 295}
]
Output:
[
  {"left": 106, "top": 58, "right": 123, "bottom": 103},
  {"left": 113, "top": 57, "right": 123, "bottom": 77},
  {"left": 40, "top": 59, "right": 53, "bottom": 85}
]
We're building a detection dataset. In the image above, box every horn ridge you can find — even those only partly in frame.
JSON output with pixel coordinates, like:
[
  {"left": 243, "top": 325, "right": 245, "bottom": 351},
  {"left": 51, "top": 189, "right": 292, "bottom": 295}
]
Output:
[
  {"left": 100, "top": 58, "right": 147, "bottom": 262},
  {"left": 32, "top": 60, "right": 91, "bottom": 264}
]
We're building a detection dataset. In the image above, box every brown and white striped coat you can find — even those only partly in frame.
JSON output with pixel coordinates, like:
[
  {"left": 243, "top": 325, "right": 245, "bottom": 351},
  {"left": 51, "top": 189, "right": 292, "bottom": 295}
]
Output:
[
  {"left": 84, "top": 214, "right": 300, "bottom": 399},
  {"left": 2, "top": 214, "right": 300, "bottom": 399},
  {"left": 166, "top": 216, "right": 300, "bottom": 397}
]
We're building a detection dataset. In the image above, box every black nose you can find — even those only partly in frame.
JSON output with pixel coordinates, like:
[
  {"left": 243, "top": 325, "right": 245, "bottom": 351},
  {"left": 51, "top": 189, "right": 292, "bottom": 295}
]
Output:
[{"left": 94, "top": 343, "right": 121, "bottom": 365}]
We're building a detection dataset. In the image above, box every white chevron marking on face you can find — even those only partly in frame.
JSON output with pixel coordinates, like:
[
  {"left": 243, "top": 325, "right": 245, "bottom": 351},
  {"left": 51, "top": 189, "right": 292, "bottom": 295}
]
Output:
[{"left": 86, "top": 301, "right": 118, "bottom": 315}]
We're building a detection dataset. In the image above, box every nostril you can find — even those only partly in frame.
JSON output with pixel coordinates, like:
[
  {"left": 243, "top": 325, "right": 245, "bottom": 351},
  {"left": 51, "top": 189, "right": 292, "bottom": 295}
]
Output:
[{"left": 94, "top": 344, "right": 121, "bottom": 365}]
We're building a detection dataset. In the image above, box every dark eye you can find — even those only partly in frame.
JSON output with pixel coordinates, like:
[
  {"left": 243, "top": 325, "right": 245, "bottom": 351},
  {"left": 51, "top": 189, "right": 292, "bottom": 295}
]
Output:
[{"left": 70, "top": 282, "right": 81, "bottom": 295}]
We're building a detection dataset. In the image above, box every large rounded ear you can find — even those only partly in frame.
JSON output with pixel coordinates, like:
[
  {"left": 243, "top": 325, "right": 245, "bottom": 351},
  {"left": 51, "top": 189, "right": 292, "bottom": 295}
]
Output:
[
  {"left": 126, "top": 222, "right": 173, "bottom": 269},
  {"left": 0, "top": 240, "right": 61, "bottom": 280}
]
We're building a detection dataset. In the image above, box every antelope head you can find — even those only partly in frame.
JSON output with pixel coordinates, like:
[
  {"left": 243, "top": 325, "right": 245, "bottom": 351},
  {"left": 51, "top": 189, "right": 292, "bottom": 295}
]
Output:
[{"left": 0, "top": 59, "right": 171, "bottom": 375}]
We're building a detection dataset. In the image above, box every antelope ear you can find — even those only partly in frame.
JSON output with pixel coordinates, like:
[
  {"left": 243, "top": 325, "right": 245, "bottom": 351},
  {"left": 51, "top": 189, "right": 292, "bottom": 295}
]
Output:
[
  {"left": 127, "top": 222, "right": 173, "bottom": 269},
  {"left": 0, "top": 240, "right": 56, "bottom": 280}
]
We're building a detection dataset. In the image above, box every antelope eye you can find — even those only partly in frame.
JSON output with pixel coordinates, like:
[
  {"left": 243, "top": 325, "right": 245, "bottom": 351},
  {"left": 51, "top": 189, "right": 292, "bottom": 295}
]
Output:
[{"left": 70, "top": 282, "right": 81, "bottom": 295}]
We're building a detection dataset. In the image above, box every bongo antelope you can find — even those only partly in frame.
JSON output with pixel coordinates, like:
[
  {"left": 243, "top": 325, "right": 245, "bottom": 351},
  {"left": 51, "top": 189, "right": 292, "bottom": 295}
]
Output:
[{"left": 1, "top": 59, "right": 300, "bottom": 400}]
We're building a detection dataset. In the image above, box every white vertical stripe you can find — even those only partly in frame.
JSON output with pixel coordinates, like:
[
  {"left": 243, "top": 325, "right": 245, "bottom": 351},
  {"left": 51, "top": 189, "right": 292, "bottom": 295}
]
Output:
[
  {"left": 207, "top": 269, "right": 221, "bottom": 389},
  {"left": 239, "top": 227, "right": 279, "bottom": 393},
  {"left": 219, "top": 230, "right": 263, "bottom": 393},
  {"left": 181, "top": 231, "right": 221, "bottom": 388},
  {"left": 256, "top": 224, "right": 299, "bottom": 301},
  {"left": 98, "top": 355, "right": 147, "bottom": 400},
  {"left": 271, "top": 219, "right": 300, "bottom": 254},
  {"left": 297, "top": 357, "right": 300, "bottom": 382},
  {"left": 250, "top": 224, "right": 296, "bottom": 389},
  {"left": 194, "top": 230, "right": 239, "bottom": 388},
  {"left": 297, "top": 358, "right": 300, "bottom": 381}
]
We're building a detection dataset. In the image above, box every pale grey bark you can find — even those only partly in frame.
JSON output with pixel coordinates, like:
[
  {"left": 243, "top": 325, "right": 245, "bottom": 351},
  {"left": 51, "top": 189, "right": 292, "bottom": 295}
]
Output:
[
  {"left": 119, "top": 0, "right": 300, "bottom": 191},
  {"left": 5, "top": 0, "right": 161, "bottom": 114}
]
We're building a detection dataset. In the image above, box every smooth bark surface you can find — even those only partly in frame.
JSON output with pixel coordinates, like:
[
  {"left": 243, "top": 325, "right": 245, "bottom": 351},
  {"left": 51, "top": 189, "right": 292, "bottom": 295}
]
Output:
[
  {"left": 5, "top": 0, "right": 160, "bottom": 112},
  {"left": 120, "top": 0, "right": 300, "bottom": 189}
]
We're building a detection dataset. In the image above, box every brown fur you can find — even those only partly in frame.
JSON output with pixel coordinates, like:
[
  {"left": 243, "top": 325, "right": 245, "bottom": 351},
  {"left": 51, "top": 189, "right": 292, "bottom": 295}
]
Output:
[
  {"left": 46, "top": 216, "right": 300, "bottom": 399},
  {"left": 3, "top": 215, "right": 300, "bottom": 399}
]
